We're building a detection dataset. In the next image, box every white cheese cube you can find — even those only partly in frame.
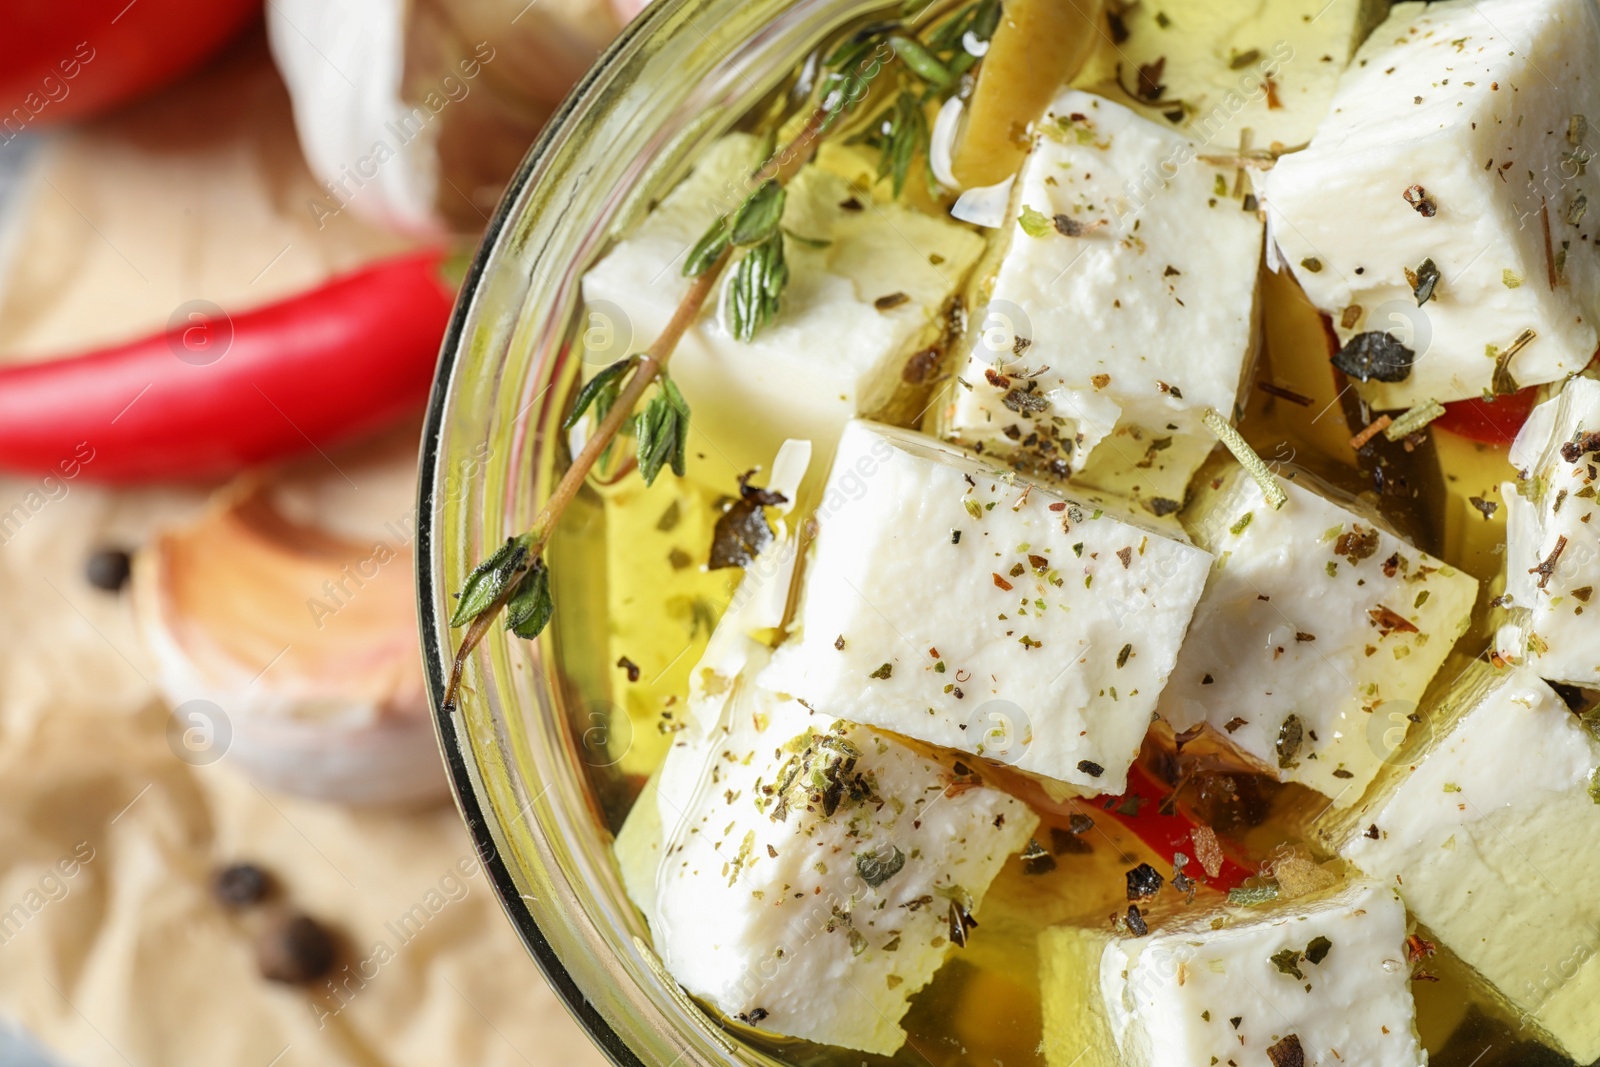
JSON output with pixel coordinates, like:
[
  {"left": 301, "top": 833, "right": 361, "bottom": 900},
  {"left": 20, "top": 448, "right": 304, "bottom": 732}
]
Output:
[
  {"left": 646, "top": 648, "right": 1037, "bottom": 1056},
  {"left": 1336, "top": 664, "right": 1600, "bottom": 1063},
  {"left": 1040, "top": 880, "right": 1427, "bottom": 1067},
  {"left": 582, "top": 134, "right": 985, "bottom": 481},
  {"left": 1161, "top": 463, "right": 1479, "bottom": 803},
  {"left": 1265, "top": 0, "right": 1600, "bottom": 410},
  {"left": 946, "top": 90, "right": 1263, "bottom": 505},
  {"left": 1497, "top": 377, "right": 1600, "bottom": 685},
  {"left": 760, "top": 419, "right": 1213, "bottom": 793},
  {"left": 1073, "top": 0, "right": 1387, "bottom": 150}
]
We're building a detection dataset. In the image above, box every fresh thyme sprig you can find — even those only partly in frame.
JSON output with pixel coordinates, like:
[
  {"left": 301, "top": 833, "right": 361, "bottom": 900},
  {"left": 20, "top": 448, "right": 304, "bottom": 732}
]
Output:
[
  {"left": 441, "top": 3, "right": 999, "bottom": 710},
  {"left": 701, "top": 0, "right": 1001, "bottom": 340}
]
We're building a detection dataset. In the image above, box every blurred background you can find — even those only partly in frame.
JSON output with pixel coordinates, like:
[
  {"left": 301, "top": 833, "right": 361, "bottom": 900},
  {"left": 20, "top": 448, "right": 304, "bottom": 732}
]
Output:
[{"left": 0, "top": 2, "right": 643, "bottom": 1063}]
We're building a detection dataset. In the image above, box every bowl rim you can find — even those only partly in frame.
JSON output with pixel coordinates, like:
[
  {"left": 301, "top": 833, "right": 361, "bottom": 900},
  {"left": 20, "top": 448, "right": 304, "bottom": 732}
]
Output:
[{"left": 412, "top": 11, "right": 657, "bottom": 1065}]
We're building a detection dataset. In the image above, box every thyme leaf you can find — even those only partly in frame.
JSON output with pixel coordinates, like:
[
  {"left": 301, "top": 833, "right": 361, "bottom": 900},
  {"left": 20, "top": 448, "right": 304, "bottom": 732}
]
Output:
[
  {"left": 727, "top": 230, "right": 789, "bottom": 342},
  {"left": 451, "top": 534, "right": 534, "bottom": 627},
  {"left": 563, "top": 357, "right": 636, "bottom": 431},
  {"left": 636, "top": 375, "right": 692, "bottom": 486},
  {"left": 505, "top": 560, "right": 555, "bottom": 640}
]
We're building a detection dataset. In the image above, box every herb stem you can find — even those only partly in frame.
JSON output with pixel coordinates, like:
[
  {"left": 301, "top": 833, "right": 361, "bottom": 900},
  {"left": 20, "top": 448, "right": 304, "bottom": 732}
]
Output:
[{"left": 442, "top": 107, "right": 836, "bottom": 710}]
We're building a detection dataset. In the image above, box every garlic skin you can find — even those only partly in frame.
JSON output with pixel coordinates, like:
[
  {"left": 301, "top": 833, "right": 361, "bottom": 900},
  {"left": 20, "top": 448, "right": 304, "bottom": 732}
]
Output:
[{"left": 133, "top": 453, "right": 447, "bottom": 807}]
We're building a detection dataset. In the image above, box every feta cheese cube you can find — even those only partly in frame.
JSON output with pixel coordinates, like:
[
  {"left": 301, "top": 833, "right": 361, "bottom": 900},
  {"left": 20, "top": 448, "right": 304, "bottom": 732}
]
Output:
[
  {"left": 645, "top": 648, "right": 1037, "bottom": 1056},
  {"left": 1040, "top": 880, "right": 1427, "bottom": 1067},
  {"left": 1160, "top": 462, "right": 1479, "bottom": 803},
  {"left": 945, "top": 90, "right": 1263, "bottom": 504},
  {"left": 760, "top": 419, "right": 1213, "bottom": 793},
  {"left": 582, "top": 134, "right": 985, "bottom": 480},
  {"left": 1497, "top": 377, "right": 1600, "bottom": 685},
  {"left": 1335, "top": 664, "right": 1600, "bottom": 1064},
  {"left": 1072, "top": 0, "right": 1388, "bottom": 149},
  {"left": 1265, "top": 0, "right": 1600, "bottom": 410}
]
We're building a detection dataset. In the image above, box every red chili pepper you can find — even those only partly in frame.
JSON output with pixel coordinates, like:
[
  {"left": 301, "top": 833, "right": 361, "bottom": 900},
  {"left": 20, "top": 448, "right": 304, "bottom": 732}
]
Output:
[
  {"left": 1096, "top": 764, "right": 1256, "bottom": 894},
  {"left": 1, "top": 0, "right": 261, "bottom": 129},
  {"left": 1432, "top": 389, "right": 1539, "bottom": 446},
  {"left": 0, "top": 250, "right": 454, "bottom": 483}
]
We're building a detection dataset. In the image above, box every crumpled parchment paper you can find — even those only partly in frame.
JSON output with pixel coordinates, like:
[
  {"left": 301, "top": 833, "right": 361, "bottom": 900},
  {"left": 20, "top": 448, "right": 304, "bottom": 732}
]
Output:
[{"left": 0, "top": 30, "right": 607, "bottom": 1067}]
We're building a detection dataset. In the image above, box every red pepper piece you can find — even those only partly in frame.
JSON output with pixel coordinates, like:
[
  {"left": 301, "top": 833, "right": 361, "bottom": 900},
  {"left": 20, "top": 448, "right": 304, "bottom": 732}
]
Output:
[
  {"left": 1, "top": 0, "right": 261, "bottom": 128},
  {"left": 1432, "top": 389, "right": 1539, "bottom": 445},
  {"left": 0, "top": 250, "right": 454, "bottom": 483},
  {"left": 1095, "top": 764, "right": 1256, "bottom": 894}
]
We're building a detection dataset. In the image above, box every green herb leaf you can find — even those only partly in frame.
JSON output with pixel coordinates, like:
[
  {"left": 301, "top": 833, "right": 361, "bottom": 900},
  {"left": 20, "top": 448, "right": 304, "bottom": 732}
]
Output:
[
  {"left": 727, "top": 230, "right": 789, "bottom": 342},
  {"left": 1270, "top": 947, "right": 1305, "bottom": 980},
  {"left": 563, "top": 357, "right": 635, "bottom": 431},
  {"left": 1412, "top": 257, "right": 1441, "bottom": 306},
  {"left": 730, "top": 181, "right": 788, "bottom": 247},
  {"left": 888, "top": 34, "right": 952, "bottom": 87},
  {"left": 506, "top": 559, "right": 554, "bottom": 640},
  {"left": 1018, "top": 205, "right": 1053, "bottom": 238},
  {"left": 451, "top": 533, "right": 534, "bottom": 627},
  {"left": 1227, "top": 884, "right": 1281, "bottom": 907},
  {"left": 1304, "top": 935, "right": 1333, "bottom": 966},
  {"left": 856, "top": 846, "right": 907, "bottom": 888},
  {"left": 684, "top": 215, "right": 731, "bottom": 278},
  {"left": 869, "top": 91, "right": 931, "bottom": 198},
  {"left": 636, "top": 374, "right": 692, "bottom": 486},
  {"left": 1202, "top": 408, "right": 1288, "bottom": 511}
]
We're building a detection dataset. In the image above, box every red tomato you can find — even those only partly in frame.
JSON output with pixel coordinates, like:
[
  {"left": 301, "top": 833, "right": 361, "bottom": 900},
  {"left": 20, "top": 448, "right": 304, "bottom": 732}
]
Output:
[
  {"left": 1432, "top": 389, "right": 1540, "bottom": 446},
  {"left": 0, "top": 0, "right": 260, "bottom": 131}
]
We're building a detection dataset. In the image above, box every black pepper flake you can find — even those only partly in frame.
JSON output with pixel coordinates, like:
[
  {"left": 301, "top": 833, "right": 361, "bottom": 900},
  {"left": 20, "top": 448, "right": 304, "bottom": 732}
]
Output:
[
  {"left": 1050, "top": 825, "right": 1092, "bottom": 855},
  {"left": 1403, "top": 184, "right": 1437, "bottom": 217},
  {"left": 213, "top": 863, "right": 271, "bottom": 909},
  {"left": 869, "top": 663, "right": 893, "bottom": 679},
  {"left": 616, "top": 656, "right": 641, "bottom": 682},
  {"left": 1267, "top": 1034, "right": 1306, "bottom": 1067},
  {"left": 1223, "top": 716, "right": 1246, "bottom": 733},
  {"left": 839, "top": 197, "right": 864, "bottom": 212},
  {"left": 256, "top": 912, "right": 336, "bottom": 985},
  {"left": 874, "top": 292, "right": 911, "bottom": 312},
  {"left": 1145, "top": 497, "right": 1181, "bottom": 518},
  {"left": 738, "top": 1008, "right": 770, "bottom": 1025},
  {"left": 1077, "top": 760, "right": 1105, "bottom": 778},
  {"left": 1276, "top": 714, "right": 1303, "bottom": 769},
  {"left": 1469, "top": 496, "right": 1499, "bottom": 519},
  {"left": 1021, "top": 839, "right": 1058, "bottom": 875},
  {"left": 1136, "top": 57, "right": 1167, "bottom": 102},
  {"left": 834, "top": 635, "right": 845, "bottom": 651},
  {"left": 1411, "top": 257, "right": 1441, "bottom": 306},
  {"left": 1561, "top": 430, "right": 1600, "bottom": 464},
  {"left": 1054, "top": 214, "right": 1087, "bottom": 237},
  {"left": 1304, "top": 935, "right": 1333, "bottom": 965},
  {"left": 1332, "top": 332, "right": 1416, "bottom": 383},
  {"left": 902, "top": 348, "right": 941, "bottom": 384},
  {"left": 1125, "top": 904, "right": 1149, "bottom": 937},
  {"left": 1230, "top": 1016, "right": 1243, "bottom": 1030},
  {"left": 85, "top": 547, "right": 133, "bottom": 592},
  {"left": 856, "top": 846, "right": 907, "bottom": 888},
  {"left": 1002, "top": 388, "right": 1050, "bottom": 415},
  {"left": 951, "top": 530, "right": 962, "bottom": 545},
  {"left": 948, "top": 900, "right": 978, "bottom": 947},
  {"left": 1125, "top": 863, "right": 1164, "bottom": 901}
]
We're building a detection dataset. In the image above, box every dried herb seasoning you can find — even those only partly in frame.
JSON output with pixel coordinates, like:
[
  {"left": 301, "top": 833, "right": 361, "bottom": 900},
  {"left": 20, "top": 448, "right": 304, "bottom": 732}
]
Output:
[
  {"left": 1125, "top": 862, "right": 1165, "bottom": 900},
  {"left": 1332, "top": 332, "right": 1416, "bottom": 383},
  {"left": 856, "top": 845, "right": 907, "bottom": 888}
]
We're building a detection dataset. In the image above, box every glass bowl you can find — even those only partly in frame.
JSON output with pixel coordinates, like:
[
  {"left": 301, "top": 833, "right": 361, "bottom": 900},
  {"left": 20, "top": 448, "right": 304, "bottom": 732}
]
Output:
[{"left": 415, "top": 2, "right": 896, "bottom": 1064}]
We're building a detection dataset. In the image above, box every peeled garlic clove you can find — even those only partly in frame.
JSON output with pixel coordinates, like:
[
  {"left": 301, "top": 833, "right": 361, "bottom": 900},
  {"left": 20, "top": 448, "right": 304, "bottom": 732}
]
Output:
[{"left": 133, "top": 482, "right": 446, "bottom": 807}]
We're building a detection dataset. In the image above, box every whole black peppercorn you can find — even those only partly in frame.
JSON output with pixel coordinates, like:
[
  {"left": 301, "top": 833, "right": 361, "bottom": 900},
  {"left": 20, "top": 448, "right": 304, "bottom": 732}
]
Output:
[
  {"left": 85, "top": 547, "right": 133, "bottom": 592},
  {"left": 257, "top": 912, "right": 336, "bottom": 984},
  {"left": 212, "top": 863, "right": 270, "bottom": 909}
]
